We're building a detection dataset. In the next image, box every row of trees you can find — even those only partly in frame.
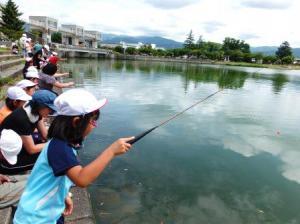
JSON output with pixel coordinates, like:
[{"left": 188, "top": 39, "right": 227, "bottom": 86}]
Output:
[
  {"left": 114, "top": 30, "right": 295, "bottom": 65},
  {"left": 182, "top": 30, "right": 295, "bottom": 64}
]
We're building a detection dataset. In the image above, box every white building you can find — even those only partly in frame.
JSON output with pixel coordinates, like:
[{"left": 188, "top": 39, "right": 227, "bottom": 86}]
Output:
[
  {"left": 60, "top": 24, "right": 84, "bottom": 46},
  {"left": 29, "top": 16, "right": 58, "bottom": 43},
  {"left": 26, "top": 16, "right": 100, "bottom": 48},
  {"left": 84, "top": 30, "right": 101, "bottom": 48}
]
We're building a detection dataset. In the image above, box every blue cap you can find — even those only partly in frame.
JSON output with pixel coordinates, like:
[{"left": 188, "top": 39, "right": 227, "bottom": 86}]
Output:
[{"left": 32, "top": 90, "right": 57, "bottom": 112}]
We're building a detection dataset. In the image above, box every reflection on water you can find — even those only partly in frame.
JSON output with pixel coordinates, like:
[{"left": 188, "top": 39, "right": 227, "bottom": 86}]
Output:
[{"left": 61, "top": 59, "right": 300, "bottom": 223}]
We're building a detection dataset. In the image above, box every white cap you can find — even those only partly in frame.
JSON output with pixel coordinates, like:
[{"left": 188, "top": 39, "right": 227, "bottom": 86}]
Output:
[
  {"left": 44, "top": 44, "right": 50, "bottom": 51},
  {"left": 26, "top": 71, "right": 39, "bottom": 79},
  {"left": 22, "top": 33, "right": 27, "bottom": 37},
  {"left": 52, "top": 51, "right": 58, "bottom": 56},
  {"left": 54, "top": 88, "right": 107, "bottom": 116},
  {"left": 26, "top": 67, "right": 39, "bottom": 79},
  {"left": 7, "top": 86, "right": 32, "bottom": 101},
  {"left": 27, "top": 66, "right": 38, "bottom": 73},
  {"left": 16, "top": 80, "right": 37, "bottom": 89},
  {"left": 0, "top": 129, "right": 22, "bottom": 165}
]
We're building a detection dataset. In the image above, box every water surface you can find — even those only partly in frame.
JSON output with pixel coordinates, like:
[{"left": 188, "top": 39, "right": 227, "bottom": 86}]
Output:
[{"left": 61, "top": 59, "right": 300, "bottom": 224}]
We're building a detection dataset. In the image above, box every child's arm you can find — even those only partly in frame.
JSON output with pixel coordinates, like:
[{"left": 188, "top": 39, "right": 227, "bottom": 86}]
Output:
[
  {"left": 66, "top": 137, "right": 134, "bottom": 187},
  {"left": 21, "top": 135, "right": 46, "bottom": 154},
  {"left": 63, "top": 195, "right": 73, "bottom": 216},
  {"left": 53, "top": 72, "right": 69, "bottom": 78},
  {"left": 53, "top": 81, "right": 74, "bottom": 88},
  {"left": 36, "top": 119, "right": 48, "bottom": 140}
]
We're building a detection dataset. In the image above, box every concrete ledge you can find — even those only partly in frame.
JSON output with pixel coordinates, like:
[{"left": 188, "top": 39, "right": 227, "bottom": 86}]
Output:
[
  {"left": 0, "top": 51, "right": 10, "bottom": 55},
  {"left": 0, "top": 64, "right": 23, "bottom": 79},
  {"left": 66, "top": 187, "right": 95, "bottom": 224},
  {"left": 0, "top": 207, "right": 12, "bottom": 224},
  {"left": 0, "top": 55, "right": 22, "bottom": 61},
  {"left": 0, "top": 59, "right": 24, "bottom": 72}
]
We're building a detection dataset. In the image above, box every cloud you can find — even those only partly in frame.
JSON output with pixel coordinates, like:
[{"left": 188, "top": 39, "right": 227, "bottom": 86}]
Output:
[
  {"left": 241, "top": 0, "right": 294, "bottom": 9},
  {"left": 202, "top": 21, "right": 225, "bottom": 33},
  {"left": 6, "top": 0, "right": 300, "bottom": 47},
  {"left": 135, "top": 26, "right": 167, "bottom": 37},
  {"left": 144, "top": 0, "right": 199, "bottom": 9},
  {"left": 239, "top": 33, "right": 260, "bottom": 40}
]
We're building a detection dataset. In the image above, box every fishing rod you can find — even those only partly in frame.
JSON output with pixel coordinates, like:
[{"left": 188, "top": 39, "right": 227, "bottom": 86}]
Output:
[{"left": 128, "top": 89, "right": 223, "bottom": 145}]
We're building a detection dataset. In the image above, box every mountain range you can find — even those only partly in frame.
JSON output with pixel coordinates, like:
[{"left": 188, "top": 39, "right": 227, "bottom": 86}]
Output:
[
  {"left": 102, "top": 33, "right": 300, "bottom": 57},
  {"left": 251, "top": 46, "right": 300, "bottom": 58},
  {"left": 101, "top": 33, "right": 182, "bottom": 49}
]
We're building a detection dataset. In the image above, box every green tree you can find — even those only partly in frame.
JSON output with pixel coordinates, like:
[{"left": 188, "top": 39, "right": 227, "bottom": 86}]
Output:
[
  {"left": 51, "top": 32, "right": 62, "bottom": 43},
  {"left": 222, "top": 37, "right": 250, "bottom": 54},
  {"left": 222, "top": 37, "right": 250, "bottom": 61},
  {"left": 114, "top": 46, "right": 124, "bottom": 54},
  {"left": 138, "top": 44, "right": 153, "bottom": 55},
  {"left": 0, "top": 0, "right": 24, "bottom": 40},
  {"left": 125, "top": 47, "right": 137, "bottom": 55},
  {"left": 184, "top": 30, "right": 195, "bottom": 49},
  {"left": 196, "top": 35, "right": 205, "bottom": 49},
  {"left": 276, "top": 41, "right": 293, "bottom": 59},
  {"left": 281, "top": 55, "right": 294, "bottom": 64},
  {"left": 263, "top": 55, "right": 277, "bottom": 64}
]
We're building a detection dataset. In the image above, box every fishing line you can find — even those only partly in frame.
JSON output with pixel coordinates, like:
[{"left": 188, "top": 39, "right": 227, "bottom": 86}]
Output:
[{"left": 128, "top": 89, "right": 223, "bottom": 144}]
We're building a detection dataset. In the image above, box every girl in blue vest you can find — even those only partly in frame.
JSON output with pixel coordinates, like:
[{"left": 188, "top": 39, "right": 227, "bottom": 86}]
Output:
[{"left": 13, "top": 89, "right": 134, "bottom": 224}]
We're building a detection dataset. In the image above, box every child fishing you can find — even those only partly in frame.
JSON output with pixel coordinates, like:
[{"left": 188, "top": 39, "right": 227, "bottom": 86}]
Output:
[{"left": 13, "top": 89, "right": 134, "bottom": 224}]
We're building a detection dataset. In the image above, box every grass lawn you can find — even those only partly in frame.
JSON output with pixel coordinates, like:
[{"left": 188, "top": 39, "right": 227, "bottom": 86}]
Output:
[
  {"left": 0, "top": 47, "right": 10, "bottom": 52},
  {"left": 0, "top": 76, "right": 22, "bottom": 101}
]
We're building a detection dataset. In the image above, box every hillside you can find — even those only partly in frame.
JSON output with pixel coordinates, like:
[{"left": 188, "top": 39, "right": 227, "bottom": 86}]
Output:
[
  {"left": 101, "top": 34, "right": 300, "bottom": 57},
  {"left": 102, "top": 33, "right": 182, "bottom": 49},
  {"left": 251, "top": 46, "right": 300, "bottom": 57}
]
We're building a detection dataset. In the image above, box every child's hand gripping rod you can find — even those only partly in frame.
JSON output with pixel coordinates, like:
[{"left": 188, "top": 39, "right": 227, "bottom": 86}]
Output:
[{"left": 127, "top": 89, "right": 223, "bottom": 145}]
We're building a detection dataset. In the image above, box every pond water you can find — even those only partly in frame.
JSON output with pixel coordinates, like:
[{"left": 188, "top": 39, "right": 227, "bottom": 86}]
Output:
[{"left": 61, "top": 59, "right": 300, "bottom": 224}]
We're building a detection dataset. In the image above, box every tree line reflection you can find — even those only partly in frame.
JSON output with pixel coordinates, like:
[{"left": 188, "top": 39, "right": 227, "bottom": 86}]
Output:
[{"left": 62, "top": 59, "right": 290, "bottom": 94}]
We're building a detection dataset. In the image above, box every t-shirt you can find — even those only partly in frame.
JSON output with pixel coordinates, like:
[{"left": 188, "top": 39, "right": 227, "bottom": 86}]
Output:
[
  {"left": 38, "top": 72, "right": 57, "bottom": 91},
  {"left": 33, "top": 49, "right": 43, "bottom": 69},
  {"left": 0, "top": 105, "right": 12, "bottom": 125},
  {"left": 14, "top": 138, "right": 79, "bottom": 224},
  {"left": 0, "top": 106, "right": 41, "bottom": 174}
]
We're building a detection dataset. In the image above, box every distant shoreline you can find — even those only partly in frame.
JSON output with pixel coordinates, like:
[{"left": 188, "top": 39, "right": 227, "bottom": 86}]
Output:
[{"left": 113, "top": 54, "right": 300, "bottom": 70}]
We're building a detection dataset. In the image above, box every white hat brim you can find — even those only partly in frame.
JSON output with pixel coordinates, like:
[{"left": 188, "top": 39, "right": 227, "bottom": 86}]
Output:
[
  {"left": 94, "top": 98, "right": 107, "bottom": 111},
  {"left": 1, "top": 150, "right": 17, "bottom": 165},
  {"left": 18, "top": 94, "right": 32, "bottom": 101}
]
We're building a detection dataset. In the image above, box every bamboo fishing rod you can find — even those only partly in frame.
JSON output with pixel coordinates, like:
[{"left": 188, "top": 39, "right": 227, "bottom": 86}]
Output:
[{"left": 128, "top": 89, "right": 223, "bottom": 144}]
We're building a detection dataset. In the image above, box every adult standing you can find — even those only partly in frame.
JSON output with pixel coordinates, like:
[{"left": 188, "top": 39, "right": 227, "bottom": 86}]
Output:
[{"left": 19, "top": 34, "right": 27, "bottom": 58}]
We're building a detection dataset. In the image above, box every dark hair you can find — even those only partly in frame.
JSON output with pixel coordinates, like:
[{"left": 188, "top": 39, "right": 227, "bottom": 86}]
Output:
[
  {"left": 5, "top": 97, "right": 20, "bottom": 111},
  {"left": 28, "top": 100, "right": 47, "bottom": 116},
  {"left": 48, "top": 110, "right": 100, "bottom": 145},
  {"left": 25, "top": 86, "right": 36, "bottom": 91},
  {"left": 42, "top": 63, "right": 57, "bottom": 76}
]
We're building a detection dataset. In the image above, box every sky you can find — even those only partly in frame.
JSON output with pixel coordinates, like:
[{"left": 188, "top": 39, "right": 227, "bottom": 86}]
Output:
[{"left": 1, "top": 0, "right": 299, "bottom": 47}]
